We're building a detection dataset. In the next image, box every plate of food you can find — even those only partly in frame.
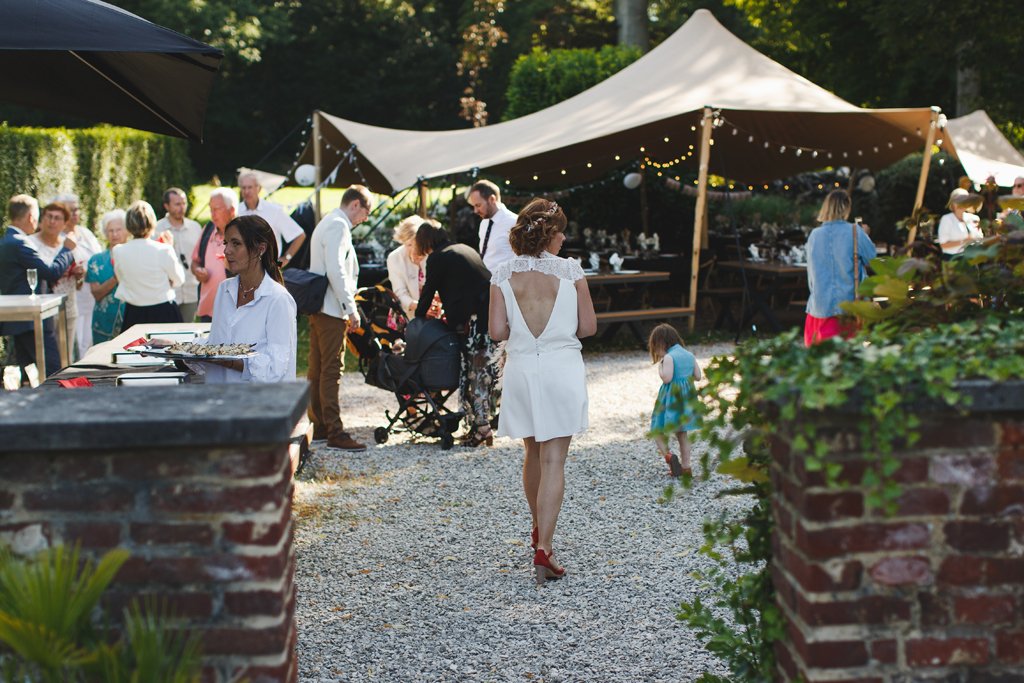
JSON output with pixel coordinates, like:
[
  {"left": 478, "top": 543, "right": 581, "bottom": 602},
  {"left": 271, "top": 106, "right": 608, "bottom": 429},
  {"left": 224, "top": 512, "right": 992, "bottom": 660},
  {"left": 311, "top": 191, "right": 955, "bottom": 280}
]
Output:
[{"left": 137, "top": 341, "right": 257, "bottom": 361}]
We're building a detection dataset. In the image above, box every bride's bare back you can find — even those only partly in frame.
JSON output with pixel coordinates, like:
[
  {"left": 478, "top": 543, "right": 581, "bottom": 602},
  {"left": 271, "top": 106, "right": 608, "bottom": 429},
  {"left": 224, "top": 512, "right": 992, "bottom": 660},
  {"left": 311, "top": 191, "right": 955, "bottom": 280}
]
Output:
[{"left": 509, "top": 271, "right": 560, "bottom": 338}]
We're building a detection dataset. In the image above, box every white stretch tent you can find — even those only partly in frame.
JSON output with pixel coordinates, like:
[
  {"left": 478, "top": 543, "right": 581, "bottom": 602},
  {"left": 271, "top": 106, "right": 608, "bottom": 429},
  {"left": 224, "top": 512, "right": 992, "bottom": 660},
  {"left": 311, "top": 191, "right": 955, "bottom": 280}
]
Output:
[
  {"left": 300, "top": 9, "right": 949, "bottom": 327},
  {"left": 945, "top": 110, "right": 1024, "bottom": 187},
  {"left": 300, "top": 9, "right": 944, "bottom": 194}
]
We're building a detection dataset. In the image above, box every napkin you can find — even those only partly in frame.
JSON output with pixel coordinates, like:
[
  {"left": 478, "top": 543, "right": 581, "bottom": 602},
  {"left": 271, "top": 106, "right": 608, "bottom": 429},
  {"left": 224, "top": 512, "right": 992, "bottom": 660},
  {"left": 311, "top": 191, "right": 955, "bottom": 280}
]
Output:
[
  {"left": 56, "top": 377, "right": 94, "bottom": 388},
  {"left": 609, "top": 252, "right": 624, "bottom": 273}
]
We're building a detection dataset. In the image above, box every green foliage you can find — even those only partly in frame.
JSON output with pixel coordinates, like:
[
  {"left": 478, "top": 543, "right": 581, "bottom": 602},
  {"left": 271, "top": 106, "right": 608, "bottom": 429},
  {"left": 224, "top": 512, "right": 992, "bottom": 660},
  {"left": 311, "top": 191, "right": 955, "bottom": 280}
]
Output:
[
  {"left": 845, "top": 230, "right": 1024, "bottom": 330},
  {"left": 0, "top": 545, "right": 202, "bottom": 683},
  {"left": 677, "top": 485, "right": 781, "bottom": 683},
  {"left": 0, "top": 124, "right": 193, "bottom": 230},
  {"left": 716, "top": 193, "right": 818, "bottom": 228},
  {"left": 503, "top": 44, "right": 641, "bottom": 119},
  {"left": 675, "top": 227, "right": 1024, "bottom": 678}
]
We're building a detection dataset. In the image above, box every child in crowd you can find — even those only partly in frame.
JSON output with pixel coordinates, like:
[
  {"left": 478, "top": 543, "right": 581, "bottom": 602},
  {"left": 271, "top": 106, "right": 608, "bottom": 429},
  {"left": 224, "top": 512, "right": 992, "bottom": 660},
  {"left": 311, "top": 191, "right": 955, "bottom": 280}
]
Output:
[{"left": 647, "top": 323, "right": 701, "bottom": 477}]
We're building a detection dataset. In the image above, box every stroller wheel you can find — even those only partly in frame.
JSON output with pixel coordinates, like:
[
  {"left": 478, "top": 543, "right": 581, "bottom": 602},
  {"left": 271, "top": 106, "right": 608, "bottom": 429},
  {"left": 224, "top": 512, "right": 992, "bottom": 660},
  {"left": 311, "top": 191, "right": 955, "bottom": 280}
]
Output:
[
  {"left": 374, "top": 427, "right": 389, "bottom": 444},
  {"left": 440, "top": 433, "right": 454, "bottom": 450}
]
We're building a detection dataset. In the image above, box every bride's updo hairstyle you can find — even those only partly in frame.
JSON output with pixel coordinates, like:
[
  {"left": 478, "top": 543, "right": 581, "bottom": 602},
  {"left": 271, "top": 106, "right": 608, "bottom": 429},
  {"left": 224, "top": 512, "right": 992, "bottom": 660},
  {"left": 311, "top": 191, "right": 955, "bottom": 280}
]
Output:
[{"left": 508, "top": 197, "right": 567, "bottom": 257}]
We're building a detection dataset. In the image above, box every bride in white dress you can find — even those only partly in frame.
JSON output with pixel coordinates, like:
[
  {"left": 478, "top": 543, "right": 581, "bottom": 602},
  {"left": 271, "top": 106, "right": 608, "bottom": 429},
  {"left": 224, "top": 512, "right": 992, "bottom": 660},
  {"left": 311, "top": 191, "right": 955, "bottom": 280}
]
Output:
[{"left": 488, "top": 198, "right": 597, "bottom": 585}]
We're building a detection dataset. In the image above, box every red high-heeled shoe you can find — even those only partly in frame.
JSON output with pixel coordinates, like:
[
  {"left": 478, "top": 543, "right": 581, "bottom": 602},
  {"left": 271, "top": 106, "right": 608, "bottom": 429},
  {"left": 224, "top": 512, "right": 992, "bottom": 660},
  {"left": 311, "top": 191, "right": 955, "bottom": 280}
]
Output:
[
  {"left": 531, "top": 526, "right": 539, "bottom": 550},
  {"left": 533, "top": 548, "right": 565, "bottom": 585}
]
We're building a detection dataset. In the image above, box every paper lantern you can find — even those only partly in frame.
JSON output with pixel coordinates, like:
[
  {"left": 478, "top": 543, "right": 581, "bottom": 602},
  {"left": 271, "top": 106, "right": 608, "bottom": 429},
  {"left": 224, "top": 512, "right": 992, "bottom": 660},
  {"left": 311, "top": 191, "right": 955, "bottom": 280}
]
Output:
[
  {"left": 295, "top": 164, "right": 316, "bottom": 187},
  {"left": 623, "top": 173, "right": 643, "bottom": 190}
]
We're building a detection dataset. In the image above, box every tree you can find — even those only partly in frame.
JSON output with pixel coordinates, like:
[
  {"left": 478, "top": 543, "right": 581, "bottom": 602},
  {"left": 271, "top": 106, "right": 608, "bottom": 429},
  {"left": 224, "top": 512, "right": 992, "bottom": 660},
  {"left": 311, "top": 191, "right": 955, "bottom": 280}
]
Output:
[{"left": 615, "top": 0, "right": 649, "bottom": 51}]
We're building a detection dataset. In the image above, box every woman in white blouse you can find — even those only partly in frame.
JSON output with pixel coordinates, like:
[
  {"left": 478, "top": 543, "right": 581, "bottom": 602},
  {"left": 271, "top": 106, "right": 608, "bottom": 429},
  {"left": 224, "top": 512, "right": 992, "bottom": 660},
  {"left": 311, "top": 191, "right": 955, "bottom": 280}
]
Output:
[
  {"left": 937, "top": 188, "right": 984, "bottom": 259},
  {"left": 113, "top": 201, "right": 185, "bottom": 326},
  {"left": 193, "top": 215, "right": 297, "bottom": 383},
  {"left": 386, "top": 215, "right": 433, "bottom": 318}
]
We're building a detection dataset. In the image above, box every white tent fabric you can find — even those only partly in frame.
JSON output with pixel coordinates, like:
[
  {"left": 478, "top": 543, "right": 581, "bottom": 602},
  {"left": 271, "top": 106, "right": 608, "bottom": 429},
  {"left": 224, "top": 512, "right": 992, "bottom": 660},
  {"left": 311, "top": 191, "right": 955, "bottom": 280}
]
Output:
[
  {"left": 302, "top": 9, "right": 943, "bottom": 194},
  {"left": 945, "top": 110, "right": 1024, "bottom": 187}
]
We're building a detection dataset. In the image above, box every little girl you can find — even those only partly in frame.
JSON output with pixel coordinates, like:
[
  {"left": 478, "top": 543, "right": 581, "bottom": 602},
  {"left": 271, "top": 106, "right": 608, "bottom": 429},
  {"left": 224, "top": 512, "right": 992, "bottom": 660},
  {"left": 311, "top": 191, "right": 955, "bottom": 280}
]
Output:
[{"left": 647, "top": 323, "right": 701, "bottom": 477}]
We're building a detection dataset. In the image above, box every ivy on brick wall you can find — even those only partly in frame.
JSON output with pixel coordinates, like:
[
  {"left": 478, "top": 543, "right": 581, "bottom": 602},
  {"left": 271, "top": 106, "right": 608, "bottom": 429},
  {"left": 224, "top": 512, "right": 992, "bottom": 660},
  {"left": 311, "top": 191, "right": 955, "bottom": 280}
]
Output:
[
  {"left": 675, "top": 231, "right": 1024, "bottom": 681},
  {"left": 0, "top": 124, "right": 193, "bottom": 232}
]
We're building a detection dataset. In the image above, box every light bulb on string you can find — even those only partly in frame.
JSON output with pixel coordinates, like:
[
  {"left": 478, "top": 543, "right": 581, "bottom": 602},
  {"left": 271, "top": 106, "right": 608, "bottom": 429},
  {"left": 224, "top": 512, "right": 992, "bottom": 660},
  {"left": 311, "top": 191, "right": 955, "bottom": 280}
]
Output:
[
  {"left": 748, "top": 135, "right": 754, "bottom": 143},
  {"left": 795, "top": 149, "right": 803, "bottom": 157}
]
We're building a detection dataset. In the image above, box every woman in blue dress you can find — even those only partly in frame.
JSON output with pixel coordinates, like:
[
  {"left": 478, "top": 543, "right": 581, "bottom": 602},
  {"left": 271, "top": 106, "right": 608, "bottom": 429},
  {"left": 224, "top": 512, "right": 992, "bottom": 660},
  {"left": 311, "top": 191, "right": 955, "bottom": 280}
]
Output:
[
  {"left": 648, "top": 323, "right": 701, "bottom": 477},
  {"left": 85, "top": 210, "right": 127, "bottom": 344}
]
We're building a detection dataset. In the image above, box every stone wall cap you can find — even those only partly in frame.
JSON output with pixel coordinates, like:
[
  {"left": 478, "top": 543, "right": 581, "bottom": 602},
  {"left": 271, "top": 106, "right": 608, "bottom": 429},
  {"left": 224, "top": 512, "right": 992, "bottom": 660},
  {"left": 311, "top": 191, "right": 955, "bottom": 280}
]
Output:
[{"left": 0, "top": 383, "right": 309, "bottom": 452}]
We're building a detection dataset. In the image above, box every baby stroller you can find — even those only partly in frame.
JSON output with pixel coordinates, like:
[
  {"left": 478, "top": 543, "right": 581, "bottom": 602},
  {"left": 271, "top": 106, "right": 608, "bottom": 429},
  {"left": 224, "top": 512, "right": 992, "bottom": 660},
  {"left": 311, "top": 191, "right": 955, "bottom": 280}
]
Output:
[{"left": 348, "top": 286, "right": 464, "bottom": 449}]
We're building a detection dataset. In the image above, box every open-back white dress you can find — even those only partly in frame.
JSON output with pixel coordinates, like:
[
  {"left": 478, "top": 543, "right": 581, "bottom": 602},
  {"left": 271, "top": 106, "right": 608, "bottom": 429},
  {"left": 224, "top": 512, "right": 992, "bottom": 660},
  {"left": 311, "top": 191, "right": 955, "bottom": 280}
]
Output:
[{"left": 491, "top": 252, "right": 589, "bottom": 442}]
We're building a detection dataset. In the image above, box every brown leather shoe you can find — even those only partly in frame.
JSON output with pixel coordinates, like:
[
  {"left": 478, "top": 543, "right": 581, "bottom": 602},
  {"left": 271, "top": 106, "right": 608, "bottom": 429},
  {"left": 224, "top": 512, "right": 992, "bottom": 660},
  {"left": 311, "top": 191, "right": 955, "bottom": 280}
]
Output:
[{"left": 326, "top": 434, "right": 367, "bottom": 452}]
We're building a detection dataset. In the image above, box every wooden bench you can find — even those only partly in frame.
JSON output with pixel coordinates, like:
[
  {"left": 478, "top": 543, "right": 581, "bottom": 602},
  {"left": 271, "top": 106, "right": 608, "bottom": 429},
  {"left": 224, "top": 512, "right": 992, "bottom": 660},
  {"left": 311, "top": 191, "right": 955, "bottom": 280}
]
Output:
[{"left": 595, "top": 306, "right": 695, "bottom": 343}]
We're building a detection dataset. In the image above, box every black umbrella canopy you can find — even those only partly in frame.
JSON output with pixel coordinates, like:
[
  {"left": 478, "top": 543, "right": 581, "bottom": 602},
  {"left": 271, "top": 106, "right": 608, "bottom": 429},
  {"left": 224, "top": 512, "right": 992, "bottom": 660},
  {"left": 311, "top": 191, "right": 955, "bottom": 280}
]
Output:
[{"left": 0, "top": 0, "right": 223, "bottom": 141}]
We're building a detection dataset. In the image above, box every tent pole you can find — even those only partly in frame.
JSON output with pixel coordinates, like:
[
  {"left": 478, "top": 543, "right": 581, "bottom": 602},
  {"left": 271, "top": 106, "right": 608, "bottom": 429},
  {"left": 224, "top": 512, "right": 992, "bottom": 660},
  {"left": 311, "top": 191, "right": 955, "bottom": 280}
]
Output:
[
  {"left": 908, "top": 108, "right": 941, "bottom": 244},
  {"left": 688, "top": 106, "right": 715, "bottom": 334},
  {"left": 418, "top": 180, "right": 428, "bottom": 218},
  {"left": 313, "top": 111, "right": 322, "bottom": 223}
]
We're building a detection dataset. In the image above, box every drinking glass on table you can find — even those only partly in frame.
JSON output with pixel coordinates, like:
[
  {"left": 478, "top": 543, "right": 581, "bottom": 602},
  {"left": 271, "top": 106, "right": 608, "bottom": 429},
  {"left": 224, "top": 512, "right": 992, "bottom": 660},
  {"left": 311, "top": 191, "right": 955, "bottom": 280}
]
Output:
[{"left": 26, "top": 269, "right": 38, "bottom": 297}]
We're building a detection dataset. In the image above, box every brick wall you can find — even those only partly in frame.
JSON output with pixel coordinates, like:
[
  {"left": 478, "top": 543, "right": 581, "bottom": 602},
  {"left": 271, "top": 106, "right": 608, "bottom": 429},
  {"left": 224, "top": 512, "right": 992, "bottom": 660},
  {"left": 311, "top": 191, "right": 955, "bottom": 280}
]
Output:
[
  {"left": 771, "top": 407, "right": 1024, "bottom": 682},
  {"left": 0, "top": 444, "right": 297, "bottom": 682}
]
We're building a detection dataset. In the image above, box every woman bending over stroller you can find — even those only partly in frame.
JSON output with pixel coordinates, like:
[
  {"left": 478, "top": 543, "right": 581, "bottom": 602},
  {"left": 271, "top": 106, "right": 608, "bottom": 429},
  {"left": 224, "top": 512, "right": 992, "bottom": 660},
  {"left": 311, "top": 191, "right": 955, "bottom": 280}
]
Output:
[{"left": 414, "top": 222, "right": 497, "bottom": 447}]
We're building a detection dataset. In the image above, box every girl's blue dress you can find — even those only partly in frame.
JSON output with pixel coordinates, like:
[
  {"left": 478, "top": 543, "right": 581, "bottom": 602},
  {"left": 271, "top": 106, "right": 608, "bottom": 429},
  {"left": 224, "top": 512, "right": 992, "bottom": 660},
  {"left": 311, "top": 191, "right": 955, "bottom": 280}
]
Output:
[{"left": 650, "top": 344, "right": 699, "bottom": 432}]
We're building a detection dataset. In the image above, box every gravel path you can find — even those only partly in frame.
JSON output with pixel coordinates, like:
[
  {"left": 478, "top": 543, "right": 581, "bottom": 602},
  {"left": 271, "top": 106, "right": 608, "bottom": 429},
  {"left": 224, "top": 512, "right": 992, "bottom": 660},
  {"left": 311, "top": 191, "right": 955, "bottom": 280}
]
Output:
[{"left": 294, "top": 344, "right": 748, "bottom": 682}]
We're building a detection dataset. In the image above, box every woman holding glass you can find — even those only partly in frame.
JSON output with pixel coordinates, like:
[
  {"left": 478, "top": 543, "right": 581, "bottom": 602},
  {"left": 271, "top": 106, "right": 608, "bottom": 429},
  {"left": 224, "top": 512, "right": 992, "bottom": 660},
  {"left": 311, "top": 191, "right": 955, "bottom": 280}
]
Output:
[{"left": 85, "top": 209, "right": 128, "bottom": 344}]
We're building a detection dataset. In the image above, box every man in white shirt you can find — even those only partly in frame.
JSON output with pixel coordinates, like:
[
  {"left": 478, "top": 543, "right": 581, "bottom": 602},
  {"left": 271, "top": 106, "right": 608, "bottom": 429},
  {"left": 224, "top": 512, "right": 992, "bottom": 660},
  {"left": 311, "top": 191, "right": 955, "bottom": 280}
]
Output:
[
  {"left": 154, "top": 187, "right": 202, "bottom": 322},
  {"left": 307, "top": 185, "right": 372, "bottom": 452},
  {"left": 237, "top": 171, "right": 306, "bottom": 266},
  {"left": 468, "top": 179, "right": 517, "bottom": 273}
]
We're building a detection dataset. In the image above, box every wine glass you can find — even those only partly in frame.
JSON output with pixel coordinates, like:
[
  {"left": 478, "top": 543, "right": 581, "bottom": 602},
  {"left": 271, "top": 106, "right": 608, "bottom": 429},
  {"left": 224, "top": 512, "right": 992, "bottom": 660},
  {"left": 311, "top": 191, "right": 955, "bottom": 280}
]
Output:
[{"left": 26, "top": 269, "right": 38, "bottom": 298}]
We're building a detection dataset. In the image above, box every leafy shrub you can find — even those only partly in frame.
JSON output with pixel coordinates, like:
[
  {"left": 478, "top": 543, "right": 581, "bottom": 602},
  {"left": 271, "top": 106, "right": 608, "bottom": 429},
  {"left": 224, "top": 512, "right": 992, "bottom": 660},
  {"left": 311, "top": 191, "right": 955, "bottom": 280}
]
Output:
[
  {"left": 0, "top": 124, "right": 193, "bottom": 231},
  {"left": 846, "top": 229, "right": 1024, "bottom": 331},
  {"left": 0, "top": 545, "right": 202, "bottom": 682},
  {"left": 503, "top": 44, "right": 641, "bottom": 120}
]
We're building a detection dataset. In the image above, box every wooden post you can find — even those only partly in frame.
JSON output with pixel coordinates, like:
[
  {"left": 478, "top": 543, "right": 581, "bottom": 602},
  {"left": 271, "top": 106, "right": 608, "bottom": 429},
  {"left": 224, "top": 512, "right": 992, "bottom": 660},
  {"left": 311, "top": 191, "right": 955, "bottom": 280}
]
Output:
[
  {"left": 907, "top": 108, "right": 941, "bottom": 244},
  {"left": 418, "top": 180, "right": 428, "bottom": 218},
  {"left": 640, "top": 168, "right": 650, "bottom": 235},
  {"left": 688, "top": 107, "right": 715, "bottom": 333},
  {"left": 313, "top": 111, "right": 322, "bottom": 223}
]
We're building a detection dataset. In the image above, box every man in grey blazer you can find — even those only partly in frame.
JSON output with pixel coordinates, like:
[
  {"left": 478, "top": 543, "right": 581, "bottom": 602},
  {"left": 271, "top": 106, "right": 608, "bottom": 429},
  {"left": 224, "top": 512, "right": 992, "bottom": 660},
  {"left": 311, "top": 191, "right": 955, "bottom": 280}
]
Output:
[
  {"left": 307, "top": 185, "right": 372, "bottom": 451},
  {"left": 0, "top": 194, "right": 76, "bottom": 383}
]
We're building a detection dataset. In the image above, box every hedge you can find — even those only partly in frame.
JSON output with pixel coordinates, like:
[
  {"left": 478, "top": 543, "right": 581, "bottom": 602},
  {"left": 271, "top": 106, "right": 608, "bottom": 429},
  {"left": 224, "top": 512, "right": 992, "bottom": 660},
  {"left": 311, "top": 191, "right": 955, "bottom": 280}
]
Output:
[
  {"left": 0, "top": 124, "right": 193, "bottom": 231},
  {"left": 503, "top": 45, "right": 641, "bottom": 120}
]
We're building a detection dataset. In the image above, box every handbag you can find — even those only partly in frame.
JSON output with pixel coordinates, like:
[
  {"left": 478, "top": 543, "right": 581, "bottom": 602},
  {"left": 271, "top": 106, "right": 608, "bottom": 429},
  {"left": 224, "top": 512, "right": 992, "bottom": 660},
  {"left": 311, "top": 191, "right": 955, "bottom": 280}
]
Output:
[{"left": 282, "top": 268, "right": 328, "bottom": 315}]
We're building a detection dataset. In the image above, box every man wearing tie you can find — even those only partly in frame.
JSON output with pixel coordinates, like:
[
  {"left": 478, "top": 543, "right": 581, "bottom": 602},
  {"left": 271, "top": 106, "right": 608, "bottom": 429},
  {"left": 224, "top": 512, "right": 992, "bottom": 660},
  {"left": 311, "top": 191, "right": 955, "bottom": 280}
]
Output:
[{"left": 468, "top": 180, "right": 517, "bottom": 273}]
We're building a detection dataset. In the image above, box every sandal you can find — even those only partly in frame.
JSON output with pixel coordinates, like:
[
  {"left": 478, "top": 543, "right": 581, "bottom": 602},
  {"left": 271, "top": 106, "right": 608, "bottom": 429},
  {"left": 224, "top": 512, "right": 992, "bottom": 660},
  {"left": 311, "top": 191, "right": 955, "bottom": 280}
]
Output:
[{"left": 458, "top": 427, "right": 494, "bottom": 447}]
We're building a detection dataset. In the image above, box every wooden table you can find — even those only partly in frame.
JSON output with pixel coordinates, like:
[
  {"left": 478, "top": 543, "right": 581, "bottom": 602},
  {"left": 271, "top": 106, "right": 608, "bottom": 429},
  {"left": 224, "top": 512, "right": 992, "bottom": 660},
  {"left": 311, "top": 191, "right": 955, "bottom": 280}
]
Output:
[
  {"left": 586, "top": 270, "right": 694, "bottom": 343},
  {"left": 717, "top": 260, "right": 807, "bottom": 334},
  {"left": 0, "top": 294, "right": 70, "bottom": 375}
]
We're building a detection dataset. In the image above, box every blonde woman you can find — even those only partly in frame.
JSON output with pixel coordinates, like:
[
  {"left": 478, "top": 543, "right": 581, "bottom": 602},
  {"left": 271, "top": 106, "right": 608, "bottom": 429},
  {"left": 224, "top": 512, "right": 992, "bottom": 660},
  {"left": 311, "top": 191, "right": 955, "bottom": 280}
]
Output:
[
  {"left": 386, "top": 215, "right": 434, "bottom": 318},
  {"left": 804, "top": 190, "right": 876, "bottom": 346},
  {"left": 113, "top": 201, "right": 185, "bottom": 327}
]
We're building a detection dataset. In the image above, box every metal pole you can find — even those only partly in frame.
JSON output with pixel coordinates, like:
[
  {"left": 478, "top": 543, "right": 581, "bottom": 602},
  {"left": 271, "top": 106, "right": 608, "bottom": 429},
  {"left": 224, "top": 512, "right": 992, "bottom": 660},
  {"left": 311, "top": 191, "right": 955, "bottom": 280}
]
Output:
[{"left": 688, "top": 106, "right": 715, "bottom": 333}]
